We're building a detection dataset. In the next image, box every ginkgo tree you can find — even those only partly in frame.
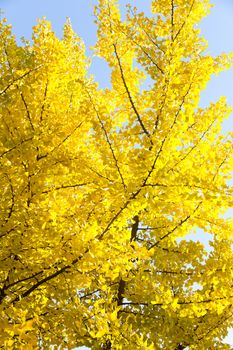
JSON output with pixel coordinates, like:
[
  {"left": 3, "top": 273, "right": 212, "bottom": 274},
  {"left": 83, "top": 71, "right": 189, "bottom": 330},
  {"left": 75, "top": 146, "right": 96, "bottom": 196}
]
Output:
[{"left": 0, "top": 0, "right": 233, "bottom": 349}]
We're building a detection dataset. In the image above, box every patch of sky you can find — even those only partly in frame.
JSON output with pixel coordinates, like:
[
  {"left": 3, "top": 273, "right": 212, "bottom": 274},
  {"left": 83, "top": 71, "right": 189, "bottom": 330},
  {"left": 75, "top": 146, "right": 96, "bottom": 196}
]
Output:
[
  {"left": 221, "top": 207, "right": 233, "bottom": 220},
  {"left": 199, "top": 72, "right": 233, "bottom": 134},
  {"left": 134, "top": 143, "right": 143, "bottom": 149},
  {"left": 89, "top": 57, "right": 111, "bottom": 89},
  {"left": 225, "top": 328, "right": 233, "bottom": 346},
  {"left": 225, "top": 175, "right": 233, "bottom": 188},
  {"left": 176, "top": 228, "right": 214, "bottom": 256},
  {"left": 190, "top": 282, "right": 203, "bottom": 292},
  {"left": 198, "top": 0, "right": 233, "bottom": 134}
]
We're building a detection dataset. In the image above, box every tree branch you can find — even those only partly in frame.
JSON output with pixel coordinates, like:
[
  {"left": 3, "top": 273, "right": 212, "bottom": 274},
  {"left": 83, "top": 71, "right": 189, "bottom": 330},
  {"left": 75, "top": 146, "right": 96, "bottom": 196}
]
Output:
[{"left": 113, "top": 44, "right": 152, "bottom": 144}]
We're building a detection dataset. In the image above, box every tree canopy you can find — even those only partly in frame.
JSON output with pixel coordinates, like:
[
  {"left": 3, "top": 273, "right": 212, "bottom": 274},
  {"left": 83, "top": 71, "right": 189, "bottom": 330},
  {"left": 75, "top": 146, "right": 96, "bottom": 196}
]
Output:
[{"left": 0, "top": 0, "right": 233, "bottom": 349}]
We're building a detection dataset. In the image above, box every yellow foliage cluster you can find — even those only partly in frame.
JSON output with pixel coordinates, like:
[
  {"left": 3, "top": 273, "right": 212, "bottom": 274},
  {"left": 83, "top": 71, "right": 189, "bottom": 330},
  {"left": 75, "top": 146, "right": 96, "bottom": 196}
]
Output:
[{"left": 0, "top": 0, "right": 233, "bottom": 349}]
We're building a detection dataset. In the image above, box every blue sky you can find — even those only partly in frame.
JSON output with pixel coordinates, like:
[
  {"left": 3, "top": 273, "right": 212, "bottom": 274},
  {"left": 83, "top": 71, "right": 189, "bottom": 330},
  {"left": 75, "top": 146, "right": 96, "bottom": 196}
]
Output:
[{"left": 0, "top": 0, "right": 232, "bottom": 348}]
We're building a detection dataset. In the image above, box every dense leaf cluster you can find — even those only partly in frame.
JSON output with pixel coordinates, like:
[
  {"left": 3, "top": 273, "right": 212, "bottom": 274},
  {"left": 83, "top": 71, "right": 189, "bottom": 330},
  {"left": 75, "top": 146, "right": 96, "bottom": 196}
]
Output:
[{"left": 0, "top": 0, "right": 233, "bottom": 349}]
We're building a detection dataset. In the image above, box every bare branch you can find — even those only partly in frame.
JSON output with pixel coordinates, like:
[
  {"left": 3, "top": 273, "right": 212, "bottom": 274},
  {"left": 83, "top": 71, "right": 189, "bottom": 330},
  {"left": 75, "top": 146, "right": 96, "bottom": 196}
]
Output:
[
  {"left": 171, "top": 0, "right": 175, "bottom": 41},
  {"left": 113, "top": 44, "right": 152, "bottom": 144}
]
